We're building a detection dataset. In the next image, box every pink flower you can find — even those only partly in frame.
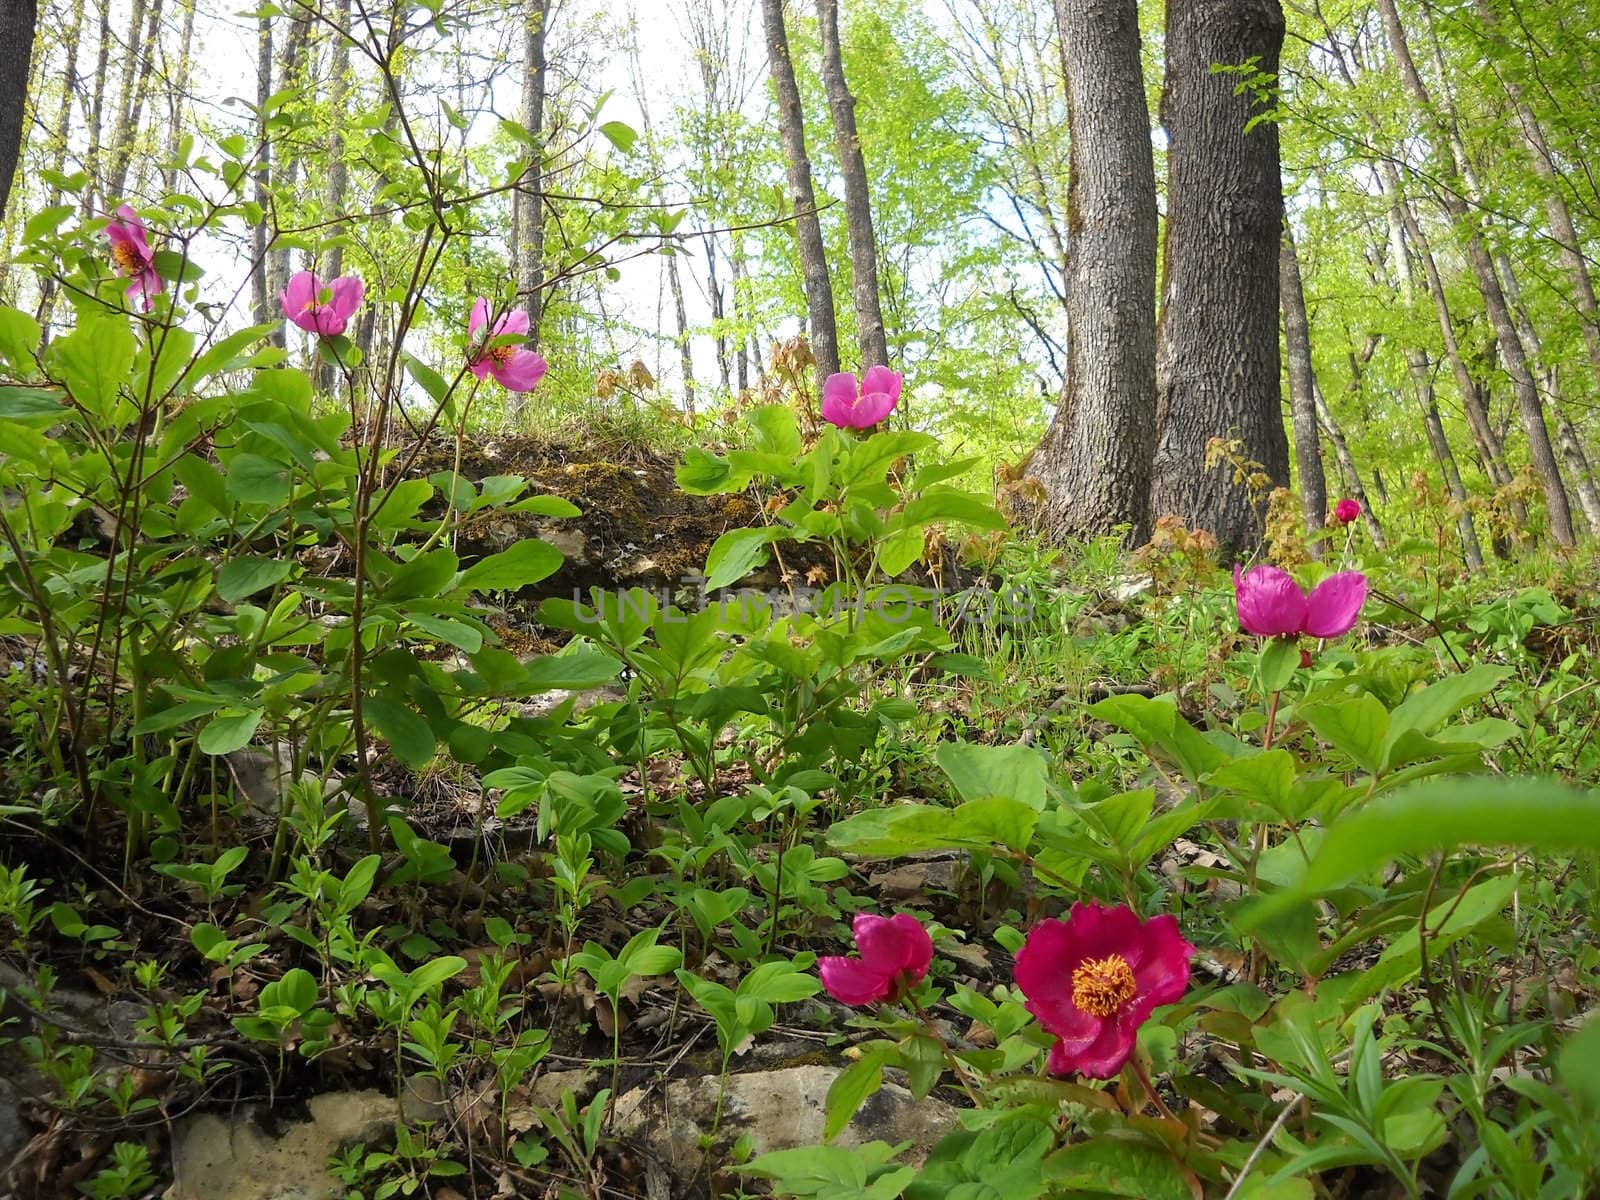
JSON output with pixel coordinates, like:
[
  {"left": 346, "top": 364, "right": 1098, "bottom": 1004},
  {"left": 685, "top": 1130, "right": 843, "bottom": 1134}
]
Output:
[
  {"left": 1333, "top": 498, "right": 1361, "bottom": 525},
  {"left": 1015, "top": 902, "right": 1195, "bottom": 1080},
  {"left": 468, "top": 297, "right": 548, "bottom": 393},
  {"left": 280, "top": 270, "right": 364, "bottom": 336},
  {"left": 103, "top": 205, "right": 163, "bottom": 311},
  {"left": 1233, "top": 564, "right": 1367, "bottom": 640},
  {"left": 818, "top": 913, "right": 932, "bottom": 1006},
  {"left": 822, "top": 366, "right": 901, "bottom": 429}
]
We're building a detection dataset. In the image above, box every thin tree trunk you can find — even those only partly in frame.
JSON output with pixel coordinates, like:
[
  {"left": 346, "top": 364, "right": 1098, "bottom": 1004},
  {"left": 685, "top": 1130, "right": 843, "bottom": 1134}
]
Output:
[
  {"left": 707, "top": 237, "right": 730, "bottom": 392},
  {"left": 514, "top": 0, "right": 550, "bottom": 352},
  {"left": 0, "top": 0, "right": 38, "bottom": 220},
  {"left": 816, "top": 0, "right": 888, "bottom": 369},
  {"left": 668, "top": 243, "right": 695, "bottom": 417},
  {"left": 1376, "top": 0, "right": 1575, "bottom": 547},
  {"left": 1312, "top": 383, "right": 1388, "bottom": 550},
  {"left": 265, "top": 12, "right": 310, "bottom": 349},
  {"left": 760, "top": 0, "right": 839, "bottom": 384},
  {"left": 1405, "top": 348, "right": 1484, "bottom": 567},
  {"left": 1029, "top": 0, "right": 1157, "bottom": 544},
  {"left": 731, "top": 231, "right": 751, "bottom": 392},
  {"left": 1279, "top": 223, "right": 1328, "bottom": 550},
  {"left": 1553, "top": 395, "right": 1600, "bottom": 535},
  {"left": 1150, "top": 0, "right": 1289, "bottom": 556},
  {"left": 105, "top": 0, "right": 161, "bottom": 202},
  {"left": 82, "top": 0, "right": 112, "bottom": 213},
  {"left": 316, "top": 0, "right": 351, "bottom": 391},
  {"left": 162, "top": 0, "right": 196, "bottom": 191},
  {"left": 251, "top": 13, "right": 271, "bottom": 327}
]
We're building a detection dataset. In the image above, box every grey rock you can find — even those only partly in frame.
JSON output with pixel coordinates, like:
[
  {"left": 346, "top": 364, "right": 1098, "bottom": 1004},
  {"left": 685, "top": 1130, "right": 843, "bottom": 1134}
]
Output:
[
  {"left": 165, "top": 1090, "right": 398, "bottom": 1200},
  {"left": 612, "top": 1064, "right": 957, "bottom": 1184},
  {"left": 0, "top": 1079, "right": 25, "bottom": 1166}
]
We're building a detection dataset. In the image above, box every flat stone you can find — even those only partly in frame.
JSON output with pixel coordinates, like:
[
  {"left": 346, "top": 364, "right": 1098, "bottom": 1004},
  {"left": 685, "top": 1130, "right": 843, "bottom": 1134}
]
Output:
[
  {"left": 612, "top": 1065, "right": 957, "bottom": 1185},
  {"left": 166, "top": 1090, "right": 398, "bottom": 1200}
]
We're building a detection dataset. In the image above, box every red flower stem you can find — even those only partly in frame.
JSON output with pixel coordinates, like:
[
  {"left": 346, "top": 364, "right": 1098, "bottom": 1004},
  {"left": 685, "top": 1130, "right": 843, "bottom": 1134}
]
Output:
[
  {"left": 1129, "top": 1056, "right": 1180, "bottom": 1124},
  {"left": 1262, "top": 688, "right": 1281, "bottom": 751},
  {"left": 904, "top": 993, "right": 983, "bottom": 1107}
]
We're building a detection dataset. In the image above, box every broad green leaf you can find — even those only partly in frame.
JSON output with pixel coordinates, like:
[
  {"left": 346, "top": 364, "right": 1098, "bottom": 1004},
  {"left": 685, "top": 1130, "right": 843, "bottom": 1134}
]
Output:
[
  {"left": 183, "top": 323, "right": 276, "bottom": 389},
  {"left": 363, "top": 696, "right": 436, "bottom": 769},
  {"left": 1042, "top": 1138, "right": 1198, "bottom": 1200},
  {"left": 1387, "top": 664, "right": 1510, "bottom": 739},
  {"left": 459, "top": 539, "right": 563, "bottom": 592},
  {"left": 936, "top": 742, "right": 1048, "bottom": 810},
  {"left": 224, "top": 453, "right": 294, "bottom": 505},
  {"left": 52, "top": 315, "right": 137, "bottom": 419},
  {"left": 217, "top": 555, "right": 293, "bottom": 602},
  {"left": 0, "top": 307, "right": 40, "bottom": 369},
  {"left": 703, "top": 526, "right": 783, "bottom": 590},
  {"left": 1240, "top": 777, "right": 1600, "bottom": 929},
  {"left": 825, "top": 1050, "right": 886, "bottom": 1141},
  {"left": 1298, "top": 693, "right": 1389, "bottom": 776},
  {"left": 199, "top": 708, "right": 264, "bottom": 755}
]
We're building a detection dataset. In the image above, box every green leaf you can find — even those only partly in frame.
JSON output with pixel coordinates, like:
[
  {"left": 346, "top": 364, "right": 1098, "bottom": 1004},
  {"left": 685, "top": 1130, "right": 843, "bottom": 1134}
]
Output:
[
  {"left": 1042, "top": 1138, "right": 1198, "bottom": 1200},
  {"left": 0, "top": 307, "right": 43, "bottom": 369},
  {"left": 199, "top": 709, "right": 264, "bottom": 755},
  {"left": 1557, "top": 1014, "right": 1600, "bottom": 1113},
  {"left": 405, "top": 353, "right": 452, "bottom": 406},
  {"left": 704, "top": 526, "right": 782, "bottom": 590},
  {"left": 182, "top": 323, "right": 276, "bottom": 391},
  {"left": 1258, "top": 637, "right": 1300, "bottom": 693},
  {"left": 25, "top": 204, "right": 75, "bottom": 242},
  {"left": 878, "top": 526, "right": 924, "bottom": 576},
  {"left": 217, "top": 555, "right": 293, "bottom": 602},
  {"left": 825, "top": 1050, "right": 886, "bottom": 1141},
  {"left": 1298, "top": 693, "right": 1390, "bottom": 776},
  {"left": 363, "top": 696, "right": 436, "bottom": 769},
  {"left": 936, "top": 742, "right": 1047, "bottom": 810},
  {"left": 1240, "top": 777, "right": 1600, "bottom": 929},
  {"left": 225, "top": 453, "right": 294, "bottom": 505},
  {"left": 599, "top": 120, "right": 637, "bottom": 153},
  {"left": 521, "top": 648, "right": 622, "bottom": 691},
  {"left": 52, "top": 315, "right": 137, "bottom": 419},
  {"left": 901, "top": 488, "right": 1007, "bottom": 530},
  {"left": 1388, "top": 664, "right": 1510, "bottom": 739},
  {"left": 459, "top": 539, "right": 563, "bottom": 592},
  {"left": 0, "top": 387, "right": 64, "bottom": 419}
]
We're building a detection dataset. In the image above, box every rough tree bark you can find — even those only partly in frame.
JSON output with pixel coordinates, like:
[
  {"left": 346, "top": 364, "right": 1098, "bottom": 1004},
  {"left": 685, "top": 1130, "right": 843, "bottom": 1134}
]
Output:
[
  {"left": 82, "top": 0, "right": 112, "bottom": 213},
  {"left": 816, "top": 0, "right": 888, "bottom": 369},
  {"left": 513, "top": 0, "right": 550, "bottom": 366},
  {"left": 0, "top": 0, "right": 39, "bottom": 221},
  {"left": 251, "top": 14, "right": 272, "bottom": 327},
  {"left": 760, "top": 0, "right": 839, "bottom": 383},
  {"left": 105, "top": 0, "right": 164, "bottom": 202},
  {"left": 1376, "top": 0, "right": 1575, "bottom": 546},
  {"left": 1279, "top": 223, "right": 1328, "bottom": 552},
  {"left": 1029, "top": 0, "right": 1157, "bottom": 544},
  {"left": 1149, "top": 0, "right": 1289, "bottom": 556}
]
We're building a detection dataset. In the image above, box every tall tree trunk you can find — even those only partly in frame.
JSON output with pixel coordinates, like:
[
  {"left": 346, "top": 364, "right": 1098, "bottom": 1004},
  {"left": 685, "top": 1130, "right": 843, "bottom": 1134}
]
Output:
[
  {"left": 1150, "top": 0, "right": 1289, "bottom": 556},
  {"left": 82, "top": 0, "right": 112, "bottom": 212},
  {"left": 1279, "top": 223, "right": 1328, "bottom": 550},
  {"left": 265, "top": 12, "right": 310, "bottom": 349},
  {"left": 1405, "top": 348, "right": 1484, "bottom": 567},
  {"left": 514, "top": 0, "right": 550, "bottom": 349},
  {"left": 1029, "top": 0, "right": 1157, "bottom": 544},
  {"left": 731, "top": 231, "right": 751, "bottom": 392},
  {"left": 251, "top": 13, "right": 271, "bottom": 327},
  {"left": 816, "top": 0, "right": 888, "bottom": 369},
  {"left": 1375, "top": 0, "right": 1575, "bottom": 547},
  {"left": 707, "top": 237, "right": 730, "bottom": 393},
  {"left": 1312, "top": 384, "right": 1388, "bottom": 550},
  {"left": 760, "top": 0, "right": 839, "bottom": 384},
  {"left": 668, "top": 243, "right": 696, "bottom": 417},
  {"left": 316, "top": 0, "right": 351, "bottom": 391},
  {"left": 0, "top": 0, "right": 38, "bottom": 220},
  {"left": 105, "top": 0, "right": 163, "bottom": 202},
  {"left": 163, "top": 0, "right": 197, "bottom": 191}
]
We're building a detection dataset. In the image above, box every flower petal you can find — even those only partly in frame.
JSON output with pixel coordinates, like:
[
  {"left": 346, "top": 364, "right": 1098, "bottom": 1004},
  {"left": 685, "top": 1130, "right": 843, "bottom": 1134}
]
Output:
[
  {"left": 818, "top": 956, "right": 892, "bottom": 1006},
  {"left": 469, "top": 297, "right": 489, "bottom": 340},
  {"left": 494, "top": 307, "right": 531, "bottom": 337},
  {"left": 468, "top": 357, "right": 493, "bottom": 382},
  {"left": 1234, "top": 564, "right": 1309, "bottom": 638},
  {"left": 851, "top": 391, "right": 896, "bottom": 428},
  {"left": 821, "top": 373, "right": 862, "bottom": 428},
  {"left": 852, "top": 913, "right": 932, "bottom": 981},
  {"left": 330, "top": 275, "right": 365, "bottom": 320},
  {"left": 492, "top": 349, "right": 547, "bottom": 393},
  {"left": 1060, "top": 1016, "right": 1139, "bottom": 1080},
  {"left": 1128, "top": 913, "right": 1195, "bottom": 1011},
  {"left": 860, "top": 365, "right": 902, "bottom": 407},
  {"left": 1303, "top": 571, "right": 1368, "bottom": 639},
  {"left": 282, "top": 271, "right": 317, "bottom": 315}
]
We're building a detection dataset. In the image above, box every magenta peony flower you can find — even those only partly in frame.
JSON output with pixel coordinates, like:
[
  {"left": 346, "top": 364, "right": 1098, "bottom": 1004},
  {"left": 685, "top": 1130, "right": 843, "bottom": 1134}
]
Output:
[
  {"left": 468, "top": 297, "right": 548, "bottom": 393},
  {"left": 1015, "top": 902, "right": 1195, "bottom": 1080},
  {"left": 280, "top": 270, "right": 364, "bottom": 336},
  {"left": 818, "top": 912, "right": 933, "bottom": 1006},
  {"left": 1333, "top": 498, "right": 1361, "bottom": 525},
  {"left": 822, "top": 365, "right": 901, "bottom": 429},
  {"left": 1233, "top": 564, "right": 1367, "bottom": 640},
  {"left": 103, "top": 205, "right": 163, "bottom": 311}
]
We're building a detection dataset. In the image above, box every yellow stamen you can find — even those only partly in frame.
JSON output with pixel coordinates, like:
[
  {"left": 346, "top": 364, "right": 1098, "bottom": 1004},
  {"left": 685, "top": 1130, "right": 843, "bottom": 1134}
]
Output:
[
  {"left": 110, "top": 240, "right": 142, "bottom": 274},
  {"left": 1072, "top": 954, "right": 1137, "bottom": 1018},
  {"left": 488, "top": 344, "right": 516, "bottom": 365}
]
